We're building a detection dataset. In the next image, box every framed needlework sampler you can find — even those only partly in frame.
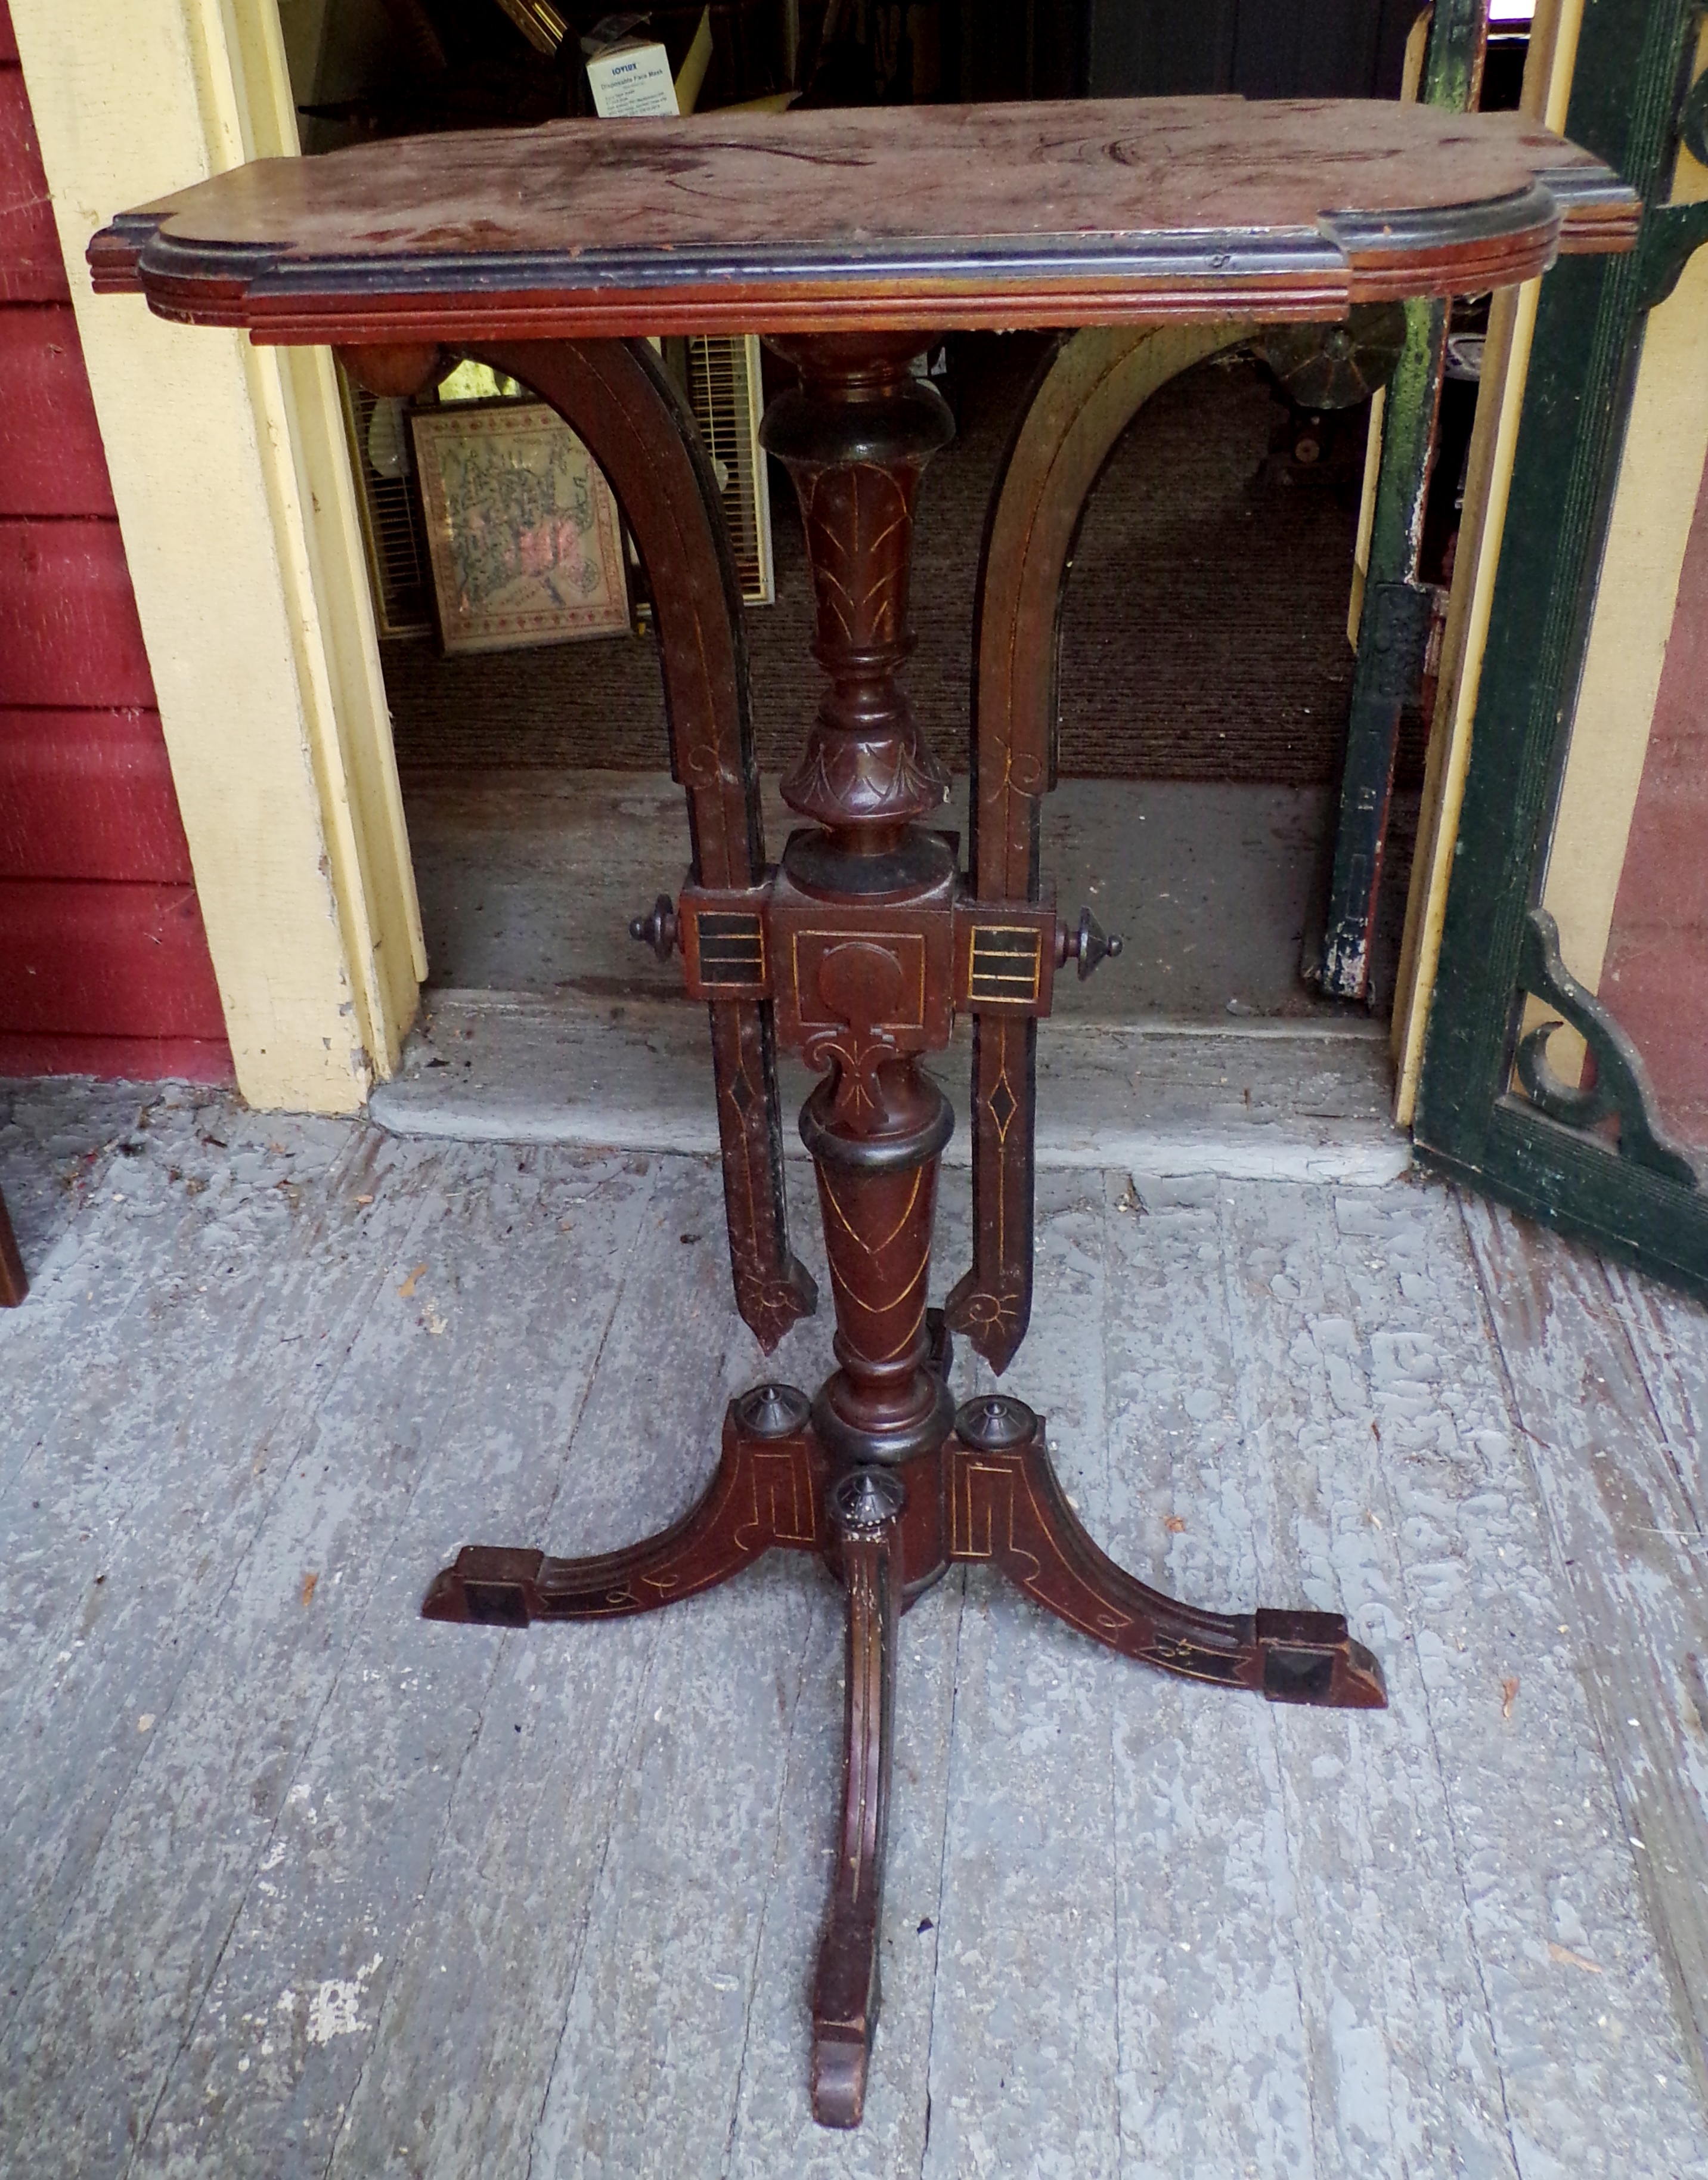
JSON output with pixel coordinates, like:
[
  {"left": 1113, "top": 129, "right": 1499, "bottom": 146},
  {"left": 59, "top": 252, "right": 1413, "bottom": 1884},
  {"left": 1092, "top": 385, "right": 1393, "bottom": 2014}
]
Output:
[{"left": 410, "top": 398, "right": 630, "bottom": 654}]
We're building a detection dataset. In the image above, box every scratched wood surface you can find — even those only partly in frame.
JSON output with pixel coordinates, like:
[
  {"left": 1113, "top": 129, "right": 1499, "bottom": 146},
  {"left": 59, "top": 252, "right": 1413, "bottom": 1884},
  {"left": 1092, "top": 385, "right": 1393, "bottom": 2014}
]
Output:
[
  {"left": 2, "top": 1077, "right": 1707, "bottom": 2178},
  {"left": 88, "top": 100, "right": 1636, "bottom": 343}
]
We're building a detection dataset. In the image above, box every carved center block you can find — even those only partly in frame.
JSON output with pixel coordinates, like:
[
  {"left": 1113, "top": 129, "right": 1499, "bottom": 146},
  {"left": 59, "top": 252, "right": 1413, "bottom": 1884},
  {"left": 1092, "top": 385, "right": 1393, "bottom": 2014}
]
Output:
[{"left": 764, "top": 856, "right": 957, "bottom": 1067}]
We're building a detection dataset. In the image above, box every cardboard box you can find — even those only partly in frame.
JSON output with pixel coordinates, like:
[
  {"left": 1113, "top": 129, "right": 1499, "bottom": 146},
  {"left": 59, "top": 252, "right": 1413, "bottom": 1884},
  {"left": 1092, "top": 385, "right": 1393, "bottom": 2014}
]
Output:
[{"left": 585, "top": 39, "right": 679, "bottom": 118}]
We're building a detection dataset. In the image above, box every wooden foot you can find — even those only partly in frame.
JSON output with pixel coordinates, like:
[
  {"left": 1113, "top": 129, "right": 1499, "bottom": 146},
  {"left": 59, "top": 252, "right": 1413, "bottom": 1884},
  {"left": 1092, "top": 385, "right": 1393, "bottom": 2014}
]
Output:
[
  {"left": 811, "top": 1467, "right": 903, "bottom": 2128},
  {"left": 420, "top": 1382, "right": 824, "bottom": 1624},
  {"left": 0, "top": 1186, "right": 24, "bottom": 1306},
  {"left": 948, "top": 1395, "right": 1385, "bottom": 1710}
]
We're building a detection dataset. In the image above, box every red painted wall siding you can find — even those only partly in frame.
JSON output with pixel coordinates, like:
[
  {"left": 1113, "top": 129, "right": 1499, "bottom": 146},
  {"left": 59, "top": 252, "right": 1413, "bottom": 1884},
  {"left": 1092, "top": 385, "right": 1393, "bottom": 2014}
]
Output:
[
  {"left": 0, "top": 524, "right": 154, "bottom": 707},
  {"left": 0, "top": 712, "right": 194, "bottom": 881},
  {"left": 1599, "top": 441, "right": 1708, "bottom": 1145},
  {"left": 0, "top": 307, "right": 117, "bottom": 515},
  {"left": 0, "top": 18, "right": 231, "bottom": 1083},
  {"left": 0, "top": 65, "right": 64, "bottom": 307}
]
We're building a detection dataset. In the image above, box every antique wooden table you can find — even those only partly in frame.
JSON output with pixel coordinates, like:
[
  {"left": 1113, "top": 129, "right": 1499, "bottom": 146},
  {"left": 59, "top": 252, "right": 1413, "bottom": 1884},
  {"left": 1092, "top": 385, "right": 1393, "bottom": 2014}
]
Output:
[{"left": 95, "top": 99, "right": 1636, "bottom": 2130}]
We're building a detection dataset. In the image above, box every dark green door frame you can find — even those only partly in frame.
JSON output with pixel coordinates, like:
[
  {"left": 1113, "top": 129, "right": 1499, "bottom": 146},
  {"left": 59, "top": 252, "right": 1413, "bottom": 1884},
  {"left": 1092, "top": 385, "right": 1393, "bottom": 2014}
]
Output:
[
  {"left": 1414, "top": 0, "right": 1708, "bottom": 1297},
  {"left": 1315, "top": 0, "right": 1487, "bottom": 1002}
]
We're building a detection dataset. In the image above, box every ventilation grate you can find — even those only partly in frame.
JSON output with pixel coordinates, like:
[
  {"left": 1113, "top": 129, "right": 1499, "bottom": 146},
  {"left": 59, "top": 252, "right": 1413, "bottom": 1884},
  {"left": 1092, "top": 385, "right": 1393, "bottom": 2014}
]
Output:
[
  {"left": 684, "top": 334, "right": 775, "bottom": 605},
  {"left": 338, "top": 364, "right": 433, "bottom": 639}
]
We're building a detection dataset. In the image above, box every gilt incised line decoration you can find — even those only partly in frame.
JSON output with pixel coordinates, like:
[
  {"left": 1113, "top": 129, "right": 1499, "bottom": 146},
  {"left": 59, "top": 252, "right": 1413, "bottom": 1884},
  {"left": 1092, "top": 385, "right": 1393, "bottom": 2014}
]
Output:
[{"left": 94, "top": 88, "right": 1642, "bottom": 2138}]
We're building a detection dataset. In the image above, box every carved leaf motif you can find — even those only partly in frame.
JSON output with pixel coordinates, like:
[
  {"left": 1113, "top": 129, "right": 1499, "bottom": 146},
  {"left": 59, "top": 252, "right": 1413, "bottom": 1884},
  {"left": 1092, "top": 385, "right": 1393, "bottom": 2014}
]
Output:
[{"left": 804, "top": 462, "right": 917, "bottom": 648}]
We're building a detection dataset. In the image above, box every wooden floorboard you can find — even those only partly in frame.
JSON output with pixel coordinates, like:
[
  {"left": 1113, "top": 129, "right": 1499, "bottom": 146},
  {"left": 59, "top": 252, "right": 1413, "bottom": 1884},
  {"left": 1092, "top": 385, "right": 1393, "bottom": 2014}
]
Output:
[
  {"left": 1104, "top": 1175, "right": 1325, "bottom": 2180},
  {"left": 1463, "top": 1195, "right": 1708, "bottom": 2134},
  {"left": 926, "top": 1171, "right": 1124, "bottom": 2180},
  {"left": 1, "top": 1086, "right": 1706, "bottom": 2178},
  {"left": 331, "top": 1159, "right": 755, "bottom": 2180},
  {"left": 0, "top": 1111, "right": 382, "bottom": 2055},
  {"left": 131, "top": 1148, "right": 662, "bottom": 2180},
  {"left": 515, "top": 1168, "right": 813, "bottom": 2180}
]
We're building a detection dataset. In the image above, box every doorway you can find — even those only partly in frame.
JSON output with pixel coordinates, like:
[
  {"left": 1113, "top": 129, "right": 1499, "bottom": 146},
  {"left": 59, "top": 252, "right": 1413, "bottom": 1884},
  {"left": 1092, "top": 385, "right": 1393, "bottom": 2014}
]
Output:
[{"left": 280, "top": 0, "right": 1482, "bottom": 1177}]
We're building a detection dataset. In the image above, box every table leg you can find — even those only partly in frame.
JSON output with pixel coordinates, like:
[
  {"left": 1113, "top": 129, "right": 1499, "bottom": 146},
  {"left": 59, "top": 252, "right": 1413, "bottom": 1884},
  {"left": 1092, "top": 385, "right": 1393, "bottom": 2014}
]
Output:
[
  {"left": 402, "top": 323, "right": 1385, "bottom": 2133},
  {"left": 463, "top": 335, "right": 817, "bottom": 1355},
  {"left": 420, "top": 1385, "right": 826, "bottom": 1625},
  {"left": 947, "top": 1395, "right": 1385, "bottom": 1707},
  {"left": 811, "top": 1467, "right": 903, "bottom": 2128},
  {"left": 949, "top": 320, "right": 1253, "bottom": 1373},
  {"left": 0, "top": 1187, "right": 24, "bottom": 1305}
]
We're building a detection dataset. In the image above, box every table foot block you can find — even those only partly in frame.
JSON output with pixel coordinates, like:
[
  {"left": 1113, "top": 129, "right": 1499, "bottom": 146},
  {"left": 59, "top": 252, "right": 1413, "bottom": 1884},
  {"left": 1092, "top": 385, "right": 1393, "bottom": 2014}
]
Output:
[
  {"left": 811, "top": 2016, "right": 876, "bottom": 2132},
  {"left": 1256, "top": 1609, "right": 1387, "bottom": 1709}
]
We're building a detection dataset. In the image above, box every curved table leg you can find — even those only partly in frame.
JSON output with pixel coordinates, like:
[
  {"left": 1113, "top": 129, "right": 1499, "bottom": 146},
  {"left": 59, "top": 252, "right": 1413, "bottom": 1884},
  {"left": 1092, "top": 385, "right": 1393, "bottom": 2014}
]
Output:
[
  {"left": 421, "top": 1383, "right": 825, "bottom": 1625},
  {"left": 948, "top": 1397, "right": 1384, "bottom": 1709},
  {"left": 948, "top": 322, "right": 1255, "bottom": 1373},
  {"left": 811, "top": 1468, "right": 904, "bottom": 2129},
  {"left": 467, "top": 336, "right": 816, "bottom": 1355}
]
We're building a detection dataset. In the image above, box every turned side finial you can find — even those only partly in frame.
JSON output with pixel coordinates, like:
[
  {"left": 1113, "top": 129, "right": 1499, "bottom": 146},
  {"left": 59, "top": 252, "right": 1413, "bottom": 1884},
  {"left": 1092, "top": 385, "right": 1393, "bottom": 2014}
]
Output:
[{"left": 1056, "top": 908, "right": 1124, "bottom": 980}]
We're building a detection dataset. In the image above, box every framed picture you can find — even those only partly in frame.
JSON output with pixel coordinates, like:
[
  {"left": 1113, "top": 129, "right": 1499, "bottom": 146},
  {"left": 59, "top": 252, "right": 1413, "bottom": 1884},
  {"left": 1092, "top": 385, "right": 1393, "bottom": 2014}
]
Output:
[{"left": 410, "top": 399, "right": 630, "bottom": 655}]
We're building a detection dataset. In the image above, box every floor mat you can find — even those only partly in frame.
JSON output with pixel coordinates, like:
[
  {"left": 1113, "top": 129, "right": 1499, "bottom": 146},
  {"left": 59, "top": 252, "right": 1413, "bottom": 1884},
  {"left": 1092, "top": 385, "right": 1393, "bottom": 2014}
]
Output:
[{"left": 383, "top": 339, "right": 1397, "bottom": 785}]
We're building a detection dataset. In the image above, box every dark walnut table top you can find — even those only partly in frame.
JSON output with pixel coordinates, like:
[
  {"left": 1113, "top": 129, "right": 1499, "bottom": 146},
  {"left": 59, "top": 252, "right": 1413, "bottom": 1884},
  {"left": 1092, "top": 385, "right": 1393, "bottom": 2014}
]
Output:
[{"left": 91, "top": 97, "right": 1638, "bottom": 341}]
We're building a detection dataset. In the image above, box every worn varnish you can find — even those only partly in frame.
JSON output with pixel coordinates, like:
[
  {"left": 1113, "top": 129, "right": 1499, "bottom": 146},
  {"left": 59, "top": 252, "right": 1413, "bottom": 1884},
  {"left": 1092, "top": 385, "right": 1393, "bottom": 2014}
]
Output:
[
  {"left": 90, "top": 98, "right": 1637, "bottom": 342},
  {"left": 88, "top": 91, "right": 1642, "bottom": 2135}
]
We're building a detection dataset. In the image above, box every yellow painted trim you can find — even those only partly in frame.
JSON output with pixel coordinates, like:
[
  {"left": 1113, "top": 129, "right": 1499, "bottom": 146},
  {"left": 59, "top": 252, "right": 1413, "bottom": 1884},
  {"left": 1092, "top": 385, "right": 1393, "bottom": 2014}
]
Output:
[
  {"left": 1348, "top": 385, "right": 1385, "bottom": 646},
  {"left": 1346, "top": 5, "right": 1431, "bottom": 648},
  {"left": 8, "top": 0, "right": 422, "bottom": 1108},
  {"left": 1537, "top": 20, "right": 1708, "bottom": 1040},
  {"left": 1391, "top": 0, "right": 1585, "bottom": 1125}
]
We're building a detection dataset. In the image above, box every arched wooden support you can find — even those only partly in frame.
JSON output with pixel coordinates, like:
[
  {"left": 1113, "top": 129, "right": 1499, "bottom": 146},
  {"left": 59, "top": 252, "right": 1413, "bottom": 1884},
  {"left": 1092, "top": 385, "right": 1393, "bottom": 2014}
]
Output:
[
  {"left": 948, "top": 321, "right": 1256, "bottom": 1372},
  {"left": 458, "top": 339, "right": 819, "bottom": 1354}
]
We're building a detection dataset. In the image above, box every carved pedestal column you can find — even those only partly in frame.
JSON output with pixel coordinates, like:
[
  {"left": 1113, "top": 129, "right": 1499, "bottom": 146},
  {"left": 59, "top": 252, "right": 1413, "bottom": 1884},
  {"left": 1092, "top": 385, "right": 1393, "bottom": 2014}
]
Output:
[
  {"left": 760, "top": 335, "right": 959, "bottom": 1473},
  {"left": 417, "top": 326, "right": 1387, "bottom": 2141},
  {"left": 760, "top": 333, "right": 956, "bottom": 2126}
]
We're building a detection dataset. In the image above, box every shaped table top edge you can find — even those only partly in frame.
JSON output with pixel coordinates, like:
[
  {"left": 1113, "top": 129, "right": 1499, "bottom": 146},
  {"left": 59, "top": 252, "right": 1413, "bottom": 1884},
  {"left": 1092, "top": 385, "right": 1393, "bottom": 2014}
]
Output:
[{"left": 88, "top": 98, "right": 1641, "bottom": 344}]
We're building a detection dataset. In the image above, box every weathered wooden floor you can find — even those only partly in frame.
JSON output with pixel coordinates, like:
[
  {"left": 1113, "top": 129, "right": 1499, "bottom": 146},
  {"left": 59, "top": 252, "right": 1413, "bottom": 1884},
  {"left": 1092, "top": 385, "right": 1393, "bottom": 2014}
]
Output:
[{"left": 4, "top": 1077, "right": 1708, "bottom": 2179}]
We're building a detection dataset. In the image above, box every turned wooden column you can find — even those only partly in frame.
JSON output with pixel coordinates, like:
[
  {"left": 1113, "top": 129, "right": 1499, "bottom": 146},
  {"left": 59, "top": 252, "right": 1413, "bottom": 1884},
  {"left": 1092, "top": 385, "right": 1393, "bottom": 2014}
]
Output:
[{"left": 761, "top": 334, "right": 958, "bottom": 1470}]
